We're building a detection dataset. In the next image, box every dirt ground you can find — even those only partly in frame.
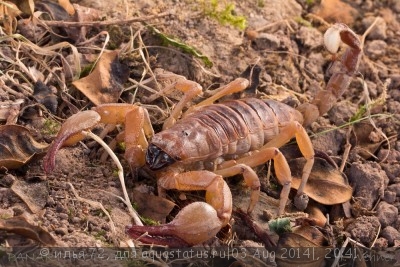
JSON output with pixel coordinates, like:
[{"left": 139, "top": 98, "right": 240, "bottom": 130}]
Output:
[{"left": 1, "top": 0, "right": 400, "bottom": 266}]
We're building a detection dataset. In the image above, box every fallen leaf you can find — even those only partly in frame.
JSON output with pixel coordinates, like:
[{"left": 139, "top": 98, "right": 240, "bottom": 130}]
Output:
[
  {"left": 11, "top": 180, "right": 48, "bottom": 213},
  {"left": 275, "top": 226, "right": 329, "bottom": 267},
  {"left": 58, "top": 0, "right": 75, "bottom": 15},
  {"left": 6, "top": 0, "right": 34, "bottom": 15},
  {"left": 132, "top": 190, "right": 175, "bottom": 223},
  {"left": 289, "top": 157, "right": 353, "bottom": 205},
  {"left": 0, "top": 125, "right": 48, "bottom": 170},
  {"left": 0, "top": 215, "right": 56, "bottom": 245},
  {"left": 72, "top": 51, "right": 129, "bottom": 105},
  {"left": 0, "top": 99, "right": 24, "bottom": 123}
]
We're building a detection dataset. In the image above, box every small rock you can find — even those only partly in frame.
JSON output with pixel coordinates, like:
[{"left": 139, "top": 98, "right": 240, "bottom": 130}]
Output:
[
  {"left": 55, "top": 227, "right": 68, "bottom": 236},
  {"left": 362, "top": 17, "right": 387, "bottom": 40},
  {"left": 387, "top": 184, "right": 400, "bottom": 196},
  {"left": 345, "top": 216, "right": 380, "bottom": 247},
  {"left": 328, "top": 101, "right": 358, "bottom": 126},
  {"left": 72, "top": 217, "right": 81, "bottom": 224},
  {"left": 58, "top": 213, "right": 69, "bottom": 221},
  {"left": 380, "top": 226, "right": 400, "bottom": 246},
  {"left": 383, "top": 190, "right": 396, "bottom": 204},
  {"left": 365, "top": 40, "right": 387, "bottom": 60},
  {"left": 381, "top": 163, "right": 400, "bottom": 183},
  {"left": 0, "top": 174, "right": 16, "bottom": 187},
  {"left": 376, "top": 201, "right": 398, "bottom": 228},
  {"left": 251, "top": 33, "right": 280, "bottom": 51},
  {"left": 373, "top": 237, "right": 388, "bottom": 248},
  {"left": 347, "top": 162, "right": 388, "bottom": 210},
  {"left": 296, "top": 26, "right": 323, "bottom": 49},
  {"left": 46, "top": 196, "right": 55, "bottom": 206},
  {"left": 377, "top": 149, "right": 400, "bottom": 163}
]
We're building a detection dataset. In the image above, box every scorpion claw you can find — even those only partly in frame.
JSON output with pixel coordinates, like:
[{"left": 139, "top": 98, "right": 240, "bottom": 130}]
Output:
[{"left": 127, "top": 202, "right": 223, "bottom": 247}]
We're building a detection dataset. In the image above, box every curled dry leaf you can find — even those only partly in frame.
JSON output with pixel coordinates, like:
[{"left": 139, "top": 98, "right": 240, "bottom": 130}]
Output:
[
  {"left": 132, "top": 190, "right": 176, "bottom": 223},
  {"left": 0, "top": 125, "right": 48, "bottom": 170},
  {"left": 0, "top": 99, "right": 24, "bottom": 123},
  {"left": 275, "top": 226, "right": 328, "bottom": 267},
  {"left": 43, "top": 110, "right": 100, "bottom": 172},
  {"left": 289, "top": 157, "right": 352, "bottom": 205},
  {"left": 0, "top": 215, "right": 56, "bottom": 245},
  {"left": 11, "top": 180, "right": 48, "bottom": 214},
  {"left": 72, "top": 51, "right": 129, "bottom": 106}
]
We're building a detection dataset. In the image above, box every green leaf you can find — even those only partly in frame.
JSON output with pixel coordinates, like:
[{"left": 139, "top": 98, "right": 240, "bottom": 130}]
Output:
[{"left": 149, "top": 26, "right": 213, "bottom": 68}]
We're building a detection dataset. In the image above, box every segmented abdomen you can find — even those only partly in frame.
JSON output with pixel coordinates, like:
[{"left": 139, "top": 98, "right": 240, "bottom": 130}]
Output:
[{"left": 184, "top": 98, "right": 303, "bottom": 157}]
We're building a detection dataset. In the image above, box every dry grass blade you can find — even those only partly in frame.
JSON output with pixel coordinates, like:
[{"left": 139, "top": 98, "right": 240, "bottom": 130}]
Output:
[
  {"left": 81, "top": 131, "right": 143, "bottom": 227},
  {"left": 67, "top": 182, "right": 118, "bottom": 245}
]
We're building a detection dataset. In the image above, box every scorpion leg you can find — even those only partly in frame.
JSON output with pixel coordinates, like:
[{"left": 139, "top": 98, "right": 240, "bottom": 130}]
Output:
[
  {"left": 184, "top": 78, "right": 249, "bottom": 115},
  {"left": 162, "top": 79, "right": 202, "bottom": 130},
  {"left": 214, "top": 164, "right": 260, "bottom": 213},
  {"left": 93, "top": 104, "right": 154, "bottom": 170},
  {"left": 221, "top": 121, "right": 314, "bottom": 215},
  {"left": 127, "top": 170, "right": 232, "bottom": 247}
]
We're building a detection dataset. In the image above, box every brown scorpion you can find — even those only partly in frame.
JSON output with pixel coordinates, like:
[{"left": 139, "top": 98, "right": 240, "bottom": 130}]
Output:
[{"left": 43, "top": 23, "right": 361, "bottom": 247}]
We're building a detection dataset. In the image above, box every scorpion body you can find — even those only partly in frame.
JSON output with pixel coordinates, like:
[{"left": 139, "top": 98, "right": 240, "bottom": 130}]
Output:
[
  {"left": 147, "top": 98, "right": 303, "bottom": 170},
  {"left": 44, "top": 23, "right": 362, "bottom": 247}
]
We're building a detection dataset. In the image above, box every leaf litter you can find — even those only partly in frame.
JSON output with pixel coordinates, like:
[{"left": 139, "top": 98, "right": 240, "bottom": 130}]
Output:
[{"left": 0, "top": 0, "right": 400, "bottom": 266}]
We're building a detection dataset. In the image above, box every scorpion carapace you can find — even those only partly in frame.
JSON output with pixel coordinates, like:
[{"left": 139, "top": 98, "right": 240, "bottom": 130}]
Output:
[{"left": 43, "top": 23, "right": 362, "bottom": 247}]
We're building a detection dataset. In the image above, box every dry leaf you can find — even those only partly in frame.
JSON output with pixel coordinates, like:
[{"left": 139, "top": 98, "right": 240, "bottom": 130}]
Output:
[
  {"left": 72, "top": 51, "right": 129, "bottom": 106},
  {"left": 290, "top": 157, "right": 352, "bottom": 205},
  {"left": 6, "top": 0, "right": 34, "bottom": 15},
  {"left": 0, "top": 125, "right": 48, "bottom": 170},
  {"left": 0, "top": 215, "right": 56, "bottom": 245},
  {"left": 132, "top": 190, "right": 176, "bottom": 222},
  {"left": 11, "top": 180, "right": 48, "bottom": 213},
  {"left": 58, "top": 0, "right": 74, "bottom": 15},
  {"left": 0, "top": 99, "right": 24, "bottom": 123},
  {"left": 275, "top": 226, "right": 328, "bottom": 267}
]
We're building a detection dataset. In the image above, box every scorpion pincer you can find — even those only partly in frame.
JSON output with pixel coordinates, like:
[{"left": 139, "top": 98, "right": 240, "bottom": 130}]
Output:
[{"left": 43, "top": 23, "right": 361, "bottom": 247}]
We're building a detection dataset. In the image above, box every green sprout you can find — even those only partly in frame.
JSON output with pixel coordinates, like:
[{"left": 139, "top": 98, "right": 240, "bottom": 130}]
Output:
[{"left": 201, "top": 0, "right": 247, "bottom": 30}]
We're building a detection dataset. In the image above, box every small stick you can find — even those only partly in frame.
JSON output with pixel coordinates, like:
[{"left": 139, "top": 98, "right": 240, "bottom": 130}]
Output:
[
  {"left": 41, "top": 12, "right": 171, "bottom": 27},
  {"left": 82, "top": 130, "right": 143, "bottom": 226}
]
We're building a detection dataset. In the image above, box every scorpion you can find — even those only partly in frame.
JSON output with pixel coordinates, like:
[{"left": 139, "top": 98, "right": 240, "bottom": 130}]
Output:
[{"left": 43, "top": 23, "right": 361, "bottom": 247}]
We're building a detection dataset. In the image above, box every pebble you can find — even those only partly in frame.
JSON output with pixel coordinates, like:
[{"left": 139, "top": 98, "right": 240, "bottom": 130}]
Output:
[
  {"left": 376, "top": 201, "right": 398, "bottom": 228},
  {"left": 381, "top": 226, "right": 400, "bottom": 246},
  {"left": 345, "top": 216, "right": 380, "bottom": 247},
  {"left": 72, "top": 217, "right": 81, "bottom": 224},
  {"left": 365, "top": 40, "right": 387, "bottom": 60},
  {"left": 347, "top": 162, "right": 388, "bottom": 210},
  {"left": 296, "top": 26, "right": 323, "bottom": 49},
  {"left": 362, "top": 17, "right": 387, "bottom": 40},
  {"left": 251, "top": 33, "right": 280, "bottom": 51},
  {"left": 387, "top": 184, "right": 400, "bottom": 196},
  {"left": 381, "top": 163, "right": 400, "bottom": 183},
  {"left": 1, "top": 174, "right": 16, "bottom": 187},
  {"left": 383, "top": 190, "right": 396, "bottom": 204},
  {"left": 55, "top": 227, "right": 68, "bottom": 236},
  {"left": 373, "top": 237, "right": 388, "bottom": 248},
  {"left": 58, "top": 213, "right": 69, "bottom": 221}
]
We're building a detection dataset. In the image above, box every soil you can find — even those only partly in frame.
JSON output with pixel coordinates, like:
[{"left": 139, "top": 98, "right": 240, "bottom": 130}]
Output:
[{"left": 1, "top": 0, "right": 400, "bottom": 266}]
